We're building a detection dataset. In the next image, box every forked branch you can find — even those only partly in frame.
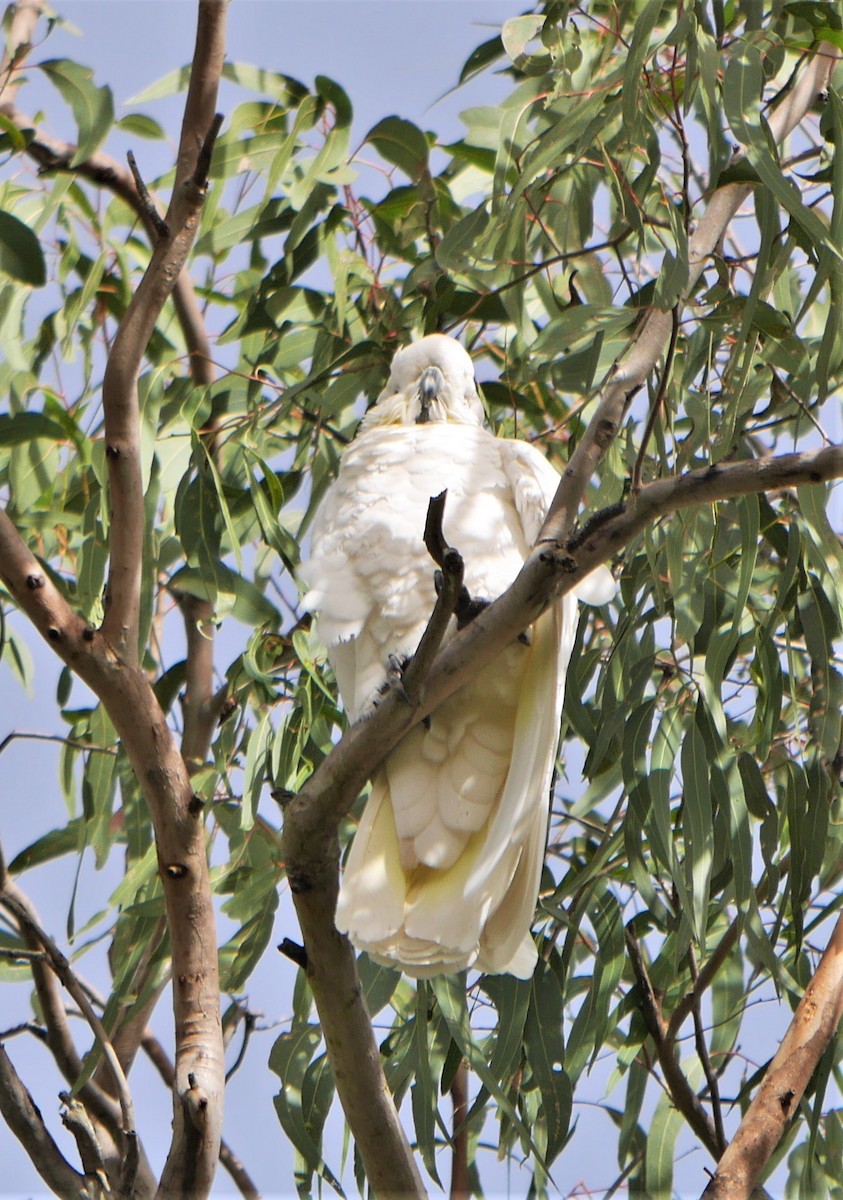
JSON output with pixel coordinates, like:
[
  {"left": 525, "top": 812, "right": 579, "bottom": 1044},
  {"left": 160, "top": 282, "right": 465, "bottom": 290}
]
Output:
[
  {"left": 282, "top": 443, "right": 843, "bottom": 1195},
  {"left": 0, "top": 3, "right": 231, "bottom": 1197}
]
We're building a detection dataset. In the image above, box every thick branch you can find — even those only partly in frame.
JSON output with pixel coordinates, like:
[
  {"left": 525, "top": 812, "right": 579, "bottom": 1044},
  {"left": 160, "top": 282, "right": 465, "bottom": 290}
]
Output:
[
  {"left": 285, "top": 854, "right": 427, "bottom": 1198},
  {"left": 99, "top": 1, "right": 227, "bottom": 662},
  {"left": 141, "top": 1031, "right": 262, "bottom": 1200},
  {"left": 702, "top": 911, "right": 843, "bottom": 1200},
  {"left": 282, "top": 443, "right": 841, "bottom": 1192},
  {"left": 540, "top": 40, "right": 841, "bottom": 543},
  {"left": 285, "top": 444, "right": 843, "bottom": 859},
  {"left": 0, "top": 444, "right": 225, "bottom": 1196}
]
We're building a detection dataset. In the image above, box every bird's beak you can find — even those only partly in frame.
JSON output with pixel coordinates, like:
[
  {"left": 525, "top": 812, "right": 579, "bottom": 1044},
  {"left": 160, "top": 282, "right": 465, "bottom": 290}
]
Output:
[{"left": 416, "top": 366, "right": 444, "bottom": 424}]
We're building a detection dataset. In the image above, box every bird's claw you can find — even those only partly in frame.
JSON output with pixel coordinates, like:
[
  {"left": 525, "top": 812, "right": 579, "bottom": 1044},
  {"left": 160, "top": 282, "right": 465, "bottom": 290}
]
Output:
[
  {"left": 455, "top": 588, "right": 489, "bottom": 629},
  {"left": 386, "top": 653, "right": 412, "bottom": 705}
]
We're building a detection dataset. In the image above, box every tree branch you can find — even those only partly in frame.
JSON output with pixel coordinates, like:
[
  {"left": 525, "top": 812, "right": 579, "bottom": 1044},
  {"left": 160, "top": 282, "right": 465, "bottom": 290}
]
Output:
[
  {"left": 0, "top": 9, "right": 230, "bottom": 1192},
  {"left": 0, "top": 889, "right": 138, "bottom": 1164},
  {"left": 284, "top": 846, "right": 427, "bottom": 1197},
  {"left": 282, "top": 441, "right": 842, "bottom": 1190},
  {"left": 99, "top": 1, "right": 227, "bottom": 662},
  {"left": 141, "top": 1030, "right": 262, "bottom": 1200},
  {"left": 0, "top": 1043, "right": 88, "bottom": 1198},
  {"left": 625, "top": 926, "right": 722, "bottom": 1158},
  {"left": 702, "top": 910, "right": 843, "bottom": 1200},
  {"left": 667, "top": 922, "right": 741, "bottom": 1043},
  {"left": 286, "top": 443, "right": 843, "bottom": 856},
  {"left": 0, "top": 418, "right": 225, "bottom": 1200},
  {"left": 0, "top": 848, "right": 156, "bottom": 1194},
  {"left": 539, "top": 39, "right": 841, "bottom": 545},
  {"left": 687, "top": 945, "right": 727, "bottom": 1154},
  {"left": 400, "top": 491, "right": 466, "bottom": 700}
]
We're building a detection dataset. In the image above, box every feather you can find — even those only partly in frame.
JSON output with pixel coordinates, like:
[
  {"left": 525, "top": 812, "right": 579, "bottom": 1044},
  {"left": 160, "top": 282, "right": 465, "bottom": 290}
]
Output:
[{"left": 304, "top": 334, "right": 614, "bottom": 977}]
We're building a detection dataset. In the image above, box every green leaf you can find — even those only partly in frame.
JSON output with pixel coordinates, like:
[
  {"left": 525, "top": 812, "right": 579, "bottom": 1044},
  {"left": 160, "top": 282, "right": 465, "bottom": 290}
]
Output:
[
  {"left": 724, "top": 44, "right": 843, "bottom": 264},
  {"left": 270, "top": 1024, "right": 345, "bottom": 1197},
  {"left": 168, "top": 564, "right": 279, "bottom": 627},
  {"left": 681, "top": 718, "right": 713, "bottom": 943},
  {"left": 645, "top": 1067, "right": 694, "bottom": 1198},
  {"left": 357, "top": 953, "right": 400, "bottom": 1018},
  {"left": 218, "top": 897, "right": 277, "bottom": 992},
  {"left": 82, "top": 706, "right": 117, "bottom": 870},
  {"left": 38, "top": 58, "right": 114, "bottom": 164},
  {"left": 431, "top": 974, "right": 544, "bottom": 1166},
  {"left": 458, "top": 35, "right": 505, "bottom": 84},
  {"left": 411, "top": 982, "right": 443, "bottom": 1186},
  {"left": 783, "top": 2, "right": 843, "bottom": 32},
  {"left": 115, "top": 113, "right": 165, "bottom": 139},
  {"left": 242, "top": 710, "right": 271, "bottom": 830},
  {"left": 622, "top": 0, "right": 665, "bottom": 133},
  {"left": 0, "top": 211, "right": 47, "bottom": 286},
  {"left": 502, "top": 15, "right": 549, "bottom": 71},
  {"left": 524, "top": 964, "right": 572, "bottom": 1168},
  {"left": 0, "top": 412, "right": 67, "bottom": 445},
  {"left": 566, "top": 889, "right": 625, "bottom": 1081},
  {"left": 365, "top": 116, "right": 429, "bottom": 182},
  {"left": 8, "top": 818, "right": 86, "bottom": 874},
  {"left": 301, "top": 1053, "right": 336, "bottom": 1189}
]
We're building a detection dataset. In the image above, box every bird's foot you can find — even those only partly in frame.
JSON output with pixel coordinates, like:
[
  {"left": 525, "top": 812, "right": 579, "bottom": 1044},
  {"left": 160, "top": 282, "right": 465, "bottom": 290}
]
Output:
[
  {"left": 449, "top": 582, "right": 531, "bottom": 643},
  {"left": 385, "top": 653, "right": 411, "bottom": 705},
  {"left": 454, "top": 587, "right": 489, "bottom": 630}
]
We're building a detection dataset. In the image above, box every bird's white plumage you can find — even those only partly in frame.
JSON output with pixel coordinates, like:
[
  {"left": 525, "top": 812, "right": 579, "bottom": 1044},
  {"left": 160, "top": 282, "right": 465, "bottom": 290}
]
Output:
[{"left": 301, "top": 334, "right": 614, "bottom": 978}]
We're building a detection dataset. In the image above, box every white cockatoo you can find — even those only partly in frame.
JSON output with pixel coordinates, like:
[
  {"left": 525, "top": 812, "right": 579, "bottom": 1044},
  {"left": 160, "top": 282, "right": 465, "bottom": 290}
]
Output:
[{"left": 300, "top": 334, "right": 614, "bottom": 978}]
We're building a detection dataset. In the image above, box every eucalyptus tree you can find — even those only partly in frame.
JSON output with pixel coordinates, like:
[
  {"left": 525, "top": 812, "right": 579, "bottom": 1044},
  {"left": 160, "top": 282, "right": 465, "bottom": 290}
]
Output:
[{"left": 0, "top": 2, "right": 841, "bottom": 1198}]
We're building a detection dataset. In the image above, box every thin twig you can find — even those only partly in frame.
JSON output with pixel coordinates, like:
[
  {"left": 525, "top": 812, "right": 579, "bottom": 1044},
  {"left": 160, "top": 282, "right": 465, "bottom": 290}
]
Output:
[
  {"left": 625, "top": 925, "right": 721, "bottom": 1158},
  {"left": 631, "top": 304, "right": 680, "bottom": 494},
  {"left": 687, "top": 945, "right": 727, "bottom": 1154},
  {"left": 127, "top": 150, "right": 169, "bottom": 238},
  {"left": 667, "top": 921, "right": 741, "bottom": 1042},
  {"left": 0, "top": 730, "right": 117, "bottom": 757},
  {"left": 0, "top": 890, "right": 137, "bottom": 1152}
]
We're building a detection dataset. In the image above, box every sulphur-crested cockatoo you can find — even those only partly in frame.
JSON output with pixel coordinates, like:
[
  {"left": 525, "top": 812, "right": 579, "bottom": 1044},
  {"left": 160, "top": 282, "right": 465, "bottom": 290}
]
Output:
[{"left": 301, "top": 334, "right": 614, "bottom": 978}]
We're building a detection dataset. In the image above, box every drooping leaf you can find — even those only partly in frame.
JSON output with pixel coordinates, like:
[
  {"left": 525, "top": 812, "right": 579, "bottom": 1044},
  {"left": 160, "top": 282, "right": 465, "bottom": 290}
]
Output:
[
  {"left": 38, "top": 58, "right": 114, "bottom": 164},
  {"left": 0, "top": 211, "right": 47, "bottom": 286}
]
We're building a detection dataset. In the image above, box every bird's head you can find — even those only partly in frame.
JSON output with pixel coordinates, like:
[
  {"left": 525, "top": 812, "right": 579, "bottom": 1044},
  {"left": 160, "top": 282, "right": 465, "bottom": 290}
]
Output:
[{"left": 361, "top": 334, "right": 485, "bottom": 429}]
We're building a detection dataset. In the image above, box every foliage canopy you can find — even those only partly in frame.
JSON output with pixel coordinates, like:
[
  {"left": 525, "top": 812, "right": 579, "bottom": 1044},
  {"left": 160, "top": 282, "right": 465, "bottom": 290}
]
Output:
[{"left": 0, "top": 2, "right": 842, "bottom": 1197}]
